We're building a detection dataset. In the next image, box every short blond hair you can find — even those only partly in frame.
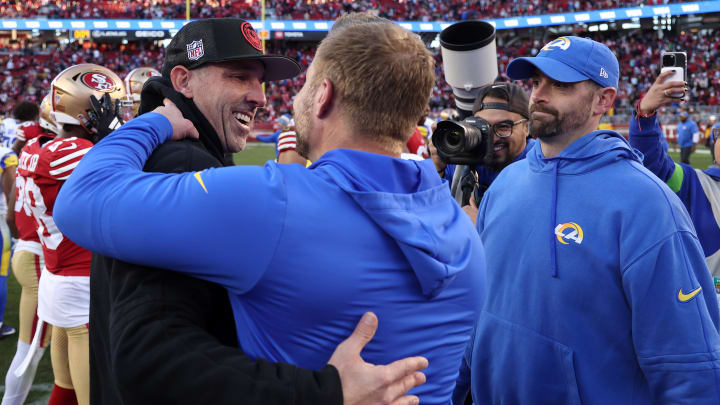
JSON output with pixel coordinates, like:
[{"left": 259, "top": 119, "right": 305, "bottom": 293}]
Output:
[{"left": 312, "top": 13, "right": 435, "bottom": 145}]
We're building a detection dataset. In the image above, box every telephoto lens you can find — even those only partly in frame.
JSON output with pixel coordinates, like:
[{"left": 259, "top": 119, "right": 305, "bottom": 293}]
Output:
[{"left": 440, "top": 20, "right": 499, "bottom": 118}]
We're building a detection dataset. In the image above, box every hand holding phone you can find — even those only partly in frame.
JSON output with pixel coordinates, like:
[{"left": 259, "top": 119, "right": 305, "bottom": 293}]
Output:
[{"left": 660, "top": 51, "right": 687, "bottom": 99}]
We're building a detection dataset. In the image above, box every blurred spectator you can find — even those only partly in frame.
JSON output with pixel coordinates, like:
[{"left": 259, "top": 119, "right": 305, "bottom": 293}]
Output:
[
  {"left": 0, "top": 0, "right": 702, "bottom": 21},
  {"left": 1, "top": 26, "right": 718, "bottom": 123}
]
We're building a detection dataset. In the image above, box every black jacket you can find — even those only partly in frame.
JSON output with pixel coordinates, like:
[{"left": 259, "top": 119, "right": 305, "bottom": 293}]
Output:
[{"left": 89, "top": 77, "right": 343, "bottom": 404}]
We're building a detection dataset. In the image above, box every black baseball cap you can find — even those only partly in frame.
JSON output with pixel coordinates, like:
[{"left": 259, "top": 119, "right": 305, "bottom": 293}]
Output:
[
  {"left": 161, "top": 18, "right": 301, "bottom": 82},
  {"left": 472, "top": 82, "right": 529, "bottom": 119}
]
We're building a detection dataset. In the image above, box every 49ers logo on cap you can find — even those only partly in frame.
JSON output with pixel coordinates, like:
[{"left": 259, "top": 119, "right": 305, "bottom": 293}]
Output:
[
  {"left": 80, "top": 72, "right": 116, "bottom": 92},
  {"left": 241, "top": 22, "right": 262, "bottom": 52},
  {"left": 186, "top": 40, "right": 204, "bottom": 61}
]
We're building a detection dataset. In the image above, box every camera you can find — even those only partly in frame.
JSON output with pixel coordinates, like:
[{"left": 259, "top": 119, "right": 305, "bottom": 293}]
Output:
[
  {"left": 662, "top": 53, "right": 676, "bottom": 67},
  {"left": 432, "top": 116, "right": 494, "bottom": 166}
]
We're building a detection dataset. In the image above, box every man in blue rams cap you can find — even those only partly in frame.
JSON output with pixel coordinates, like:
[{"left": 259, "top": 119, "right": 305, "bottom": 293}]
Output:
[{"left": 453, "top": 36, "right": 720, "bottom": 404}]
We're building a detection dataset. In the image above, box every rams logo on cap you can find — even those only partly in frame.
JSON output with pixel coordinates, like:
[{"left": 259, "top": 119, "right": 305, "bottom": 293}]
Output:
[
  {"left": 186, "top": 40, "right": 204, "bottom": 61},
  {"left": 542, "top": 37, "right": 571, "bottom": 51},
  {"left": 555, "top": 222, "right": 583, "bottom": 245}
]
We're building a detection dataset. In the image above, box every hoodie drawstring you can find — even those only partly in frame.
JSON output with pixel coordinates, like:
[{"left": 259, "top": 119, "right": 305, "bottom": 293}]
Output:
[{"left": 550, "top": 161, "right": 559, "bottom": 278}]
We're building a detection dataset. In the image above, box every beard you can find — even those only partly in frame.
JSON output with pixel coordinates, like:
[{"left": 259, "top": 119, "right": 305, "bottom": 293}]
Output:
[
  {"left": 293, "top": 90, "right": 314, "bottom": 160},
  {"left": 529, "top": 101, "right": 591, "bottom": 139},
  {"left": 488, "top": 139, "right": 512, "bottom": 170},
  {"left": 294, "top": 114, "right": 310, "bottom": 159}
]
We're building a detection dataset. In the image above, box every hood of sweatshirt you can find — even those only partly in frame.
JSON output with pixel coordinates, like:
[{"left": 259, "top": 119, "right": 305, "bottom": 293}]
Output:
[
  {"left": 312, "top": 148, "right": 478, "bottom": 298},
  {"left": 139, "top": 76, "right": 232, "bottom": 165}
]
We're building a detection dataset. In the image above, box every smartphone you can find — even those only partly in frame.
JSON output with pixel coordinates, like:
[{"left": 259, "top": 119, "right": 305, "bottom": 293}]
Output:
[{"left": 660, "top": 51, "right": 687, "bottom": 98}]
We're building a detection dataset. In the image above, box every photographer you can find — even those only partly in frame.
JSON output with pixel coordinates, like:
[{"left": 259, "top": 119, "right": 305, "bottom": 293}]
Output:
[
  {"left": 431, "top": 82, "right": 534, "bottom": 221},
  {"left": 628, "top": 69, "right": 720, "bottom": 284}
]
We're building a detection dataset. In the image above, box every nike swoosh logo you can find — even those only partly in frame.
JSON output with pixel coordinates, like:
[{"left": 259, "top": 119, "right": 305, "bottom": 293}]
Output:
[
  {"left": 193, "top": 172, "right": 208, "bottom": 194},
  {"left": 678, "top": 286, "right": 702, "bottom": 302},
  {"left": 58, "top": 143, "right": 77, "bottom": 152}
]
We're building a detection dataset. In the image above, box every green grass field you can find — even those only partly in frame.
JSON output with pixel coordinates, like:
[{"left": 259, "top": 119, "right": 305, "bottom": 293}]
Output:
[
  {"left": 668, "top": 148, "right": 715, "bottom": 170},
  {"left": 0, "top": 142, "right": 713, "bottom": 403}
]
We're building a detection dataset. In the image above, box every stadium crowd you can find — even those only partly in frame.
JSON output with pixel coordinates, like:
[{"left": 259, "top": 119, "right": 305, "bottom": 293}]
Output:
[
  {"left": 5, "top": 26, "right": 718, "bottom": 121},
  {"left": 0, "top": 0, "right": 702, "bottom": 21}
]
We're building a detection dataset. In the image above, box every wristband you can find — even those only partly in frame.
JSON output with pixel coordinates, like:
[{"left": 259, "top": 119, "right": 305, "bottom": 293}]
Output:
[{"left": 635, "top": 96, "right": 656, "bottom": 119}]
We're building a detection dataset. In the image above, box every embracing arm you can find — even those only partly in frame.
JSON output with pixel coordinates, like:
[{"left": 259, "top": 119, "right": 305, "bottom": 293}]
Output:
[{"left": 54, "top": 111, "right": 285, "bottom": 294}]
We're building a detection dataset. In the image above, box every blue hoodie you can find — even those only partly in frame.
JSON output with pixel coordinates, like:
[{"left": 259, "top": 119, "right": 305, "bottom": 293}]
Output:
[
  {"left": 629, "top": 113, "right": 720, "bottom": 273},
  {"left": 459, "top": 131, "right": 720, "bottom": 404},
  {"left": 53, "top": 113, "right": 486, "bottom": 403}
]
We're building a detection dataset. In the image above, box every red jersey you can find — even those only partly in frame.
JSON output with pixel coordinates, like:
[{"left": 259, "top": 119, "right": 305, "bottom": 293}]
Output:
[
  {"left": 16, "top": 134, "right": 55, "bottom": 244},
  {"left": 16, "top": 121, "right": 45, "bottom": 143},
  {"left": 26, "top": 136, "right": 93, "bottom": 276},
  {"left": 407, "top": 128, "right": 429, "bottom": 159}
]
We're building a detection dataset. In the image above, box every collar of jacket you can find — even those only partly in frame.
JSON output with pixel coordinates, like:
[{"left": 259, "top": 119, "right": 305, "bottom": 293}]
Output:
[{"left": 138, "top": 76, "right": 232, "bottom": 166}]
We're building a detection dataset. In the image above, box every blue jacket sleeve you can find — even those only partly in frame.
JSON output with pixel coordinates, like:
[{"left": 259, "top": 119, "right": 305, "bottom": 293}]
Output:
[
  {"left": 628, "top": 114, "right": 680, "bottom": 187},
  {"left": 54, "top": 113, "right": 288, "bottom": 295},
  {"left": 622, "top": 230, "right": 720, "bottom": 404},
  {"left": 629, "top": 114, "right": 720, "bottom": 258},
  {"left": 255, "top": 132, "right": 279, "bottom": 143}
]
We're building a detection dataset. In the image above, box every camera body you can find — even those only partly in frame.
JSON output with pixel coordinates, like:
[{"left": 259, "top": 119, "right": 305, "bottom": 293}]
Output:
[
  {"left": 432, "top": 116, "right": 495, "bottom": 166},
  {"left": 660, "top": 51, "right": 687, "bottom": 98}
]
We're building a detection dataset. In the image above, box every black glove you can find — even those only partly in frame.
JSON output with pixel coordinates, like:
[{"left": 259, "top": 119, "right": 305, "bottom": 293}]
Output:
[{"left": 88, "top": 93, "right": 124, "bottom": 142}]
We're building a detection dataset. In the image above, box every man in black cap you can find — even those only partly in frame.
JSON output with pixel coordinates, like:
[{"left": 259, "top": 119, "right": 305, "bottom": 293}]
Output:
[
  {"left": 431, "top": 82, "right": 533, "bottom": 222},
  {"left": 89, "top": 18, "right": 426, "bottom": 405}
]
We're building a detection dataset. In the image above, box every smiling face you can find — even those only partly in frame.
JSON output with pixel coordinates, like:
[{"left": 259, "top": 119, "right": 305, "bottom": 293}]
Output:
[
  {"left": 474, "top": 96, "right": 528, "bottom": 169},
  {"left": 187, "top": 60, "right": 266, "bottom": 153}
]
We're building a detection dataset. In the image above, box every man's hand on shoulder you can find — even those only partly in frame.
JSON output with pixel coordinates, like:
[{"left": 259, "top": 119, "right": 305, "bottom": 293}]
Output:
[
  {"left": 152, "top": 98, "right": 199, "bottom": 141},
  {"left": 328, "top": 312, "right": 427, "bottom": 405}
]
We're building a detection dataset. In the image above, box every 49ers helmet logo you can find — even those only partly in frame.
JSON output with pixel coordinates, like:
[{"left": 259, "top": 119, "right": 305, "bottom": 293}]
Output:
[
  {"left": 80, "top": 72, "right": 116, "bottom": 92},
  {"left": 241, "top": 22, "right": 263, "bottom": 52}
]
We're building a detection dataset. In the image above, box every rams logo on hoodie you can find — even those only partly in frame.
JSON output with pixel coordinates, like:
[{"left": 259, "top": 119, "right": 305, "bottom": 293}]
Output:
[{"left": 555, "top": 222, "right": 583, "bottom": 245}]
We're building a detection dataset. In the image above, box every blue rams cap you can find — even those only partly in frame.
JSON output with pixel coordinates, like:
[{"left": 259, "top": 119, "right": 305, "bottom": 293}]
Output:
[
  {"left": 680, "top": 111, "right": 689, "bottom": 118},
  {"left": 506, "top": 36, "right": 619, "bottom": 88}
]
